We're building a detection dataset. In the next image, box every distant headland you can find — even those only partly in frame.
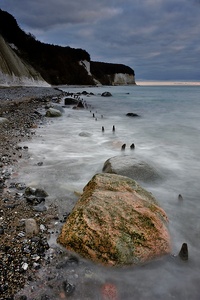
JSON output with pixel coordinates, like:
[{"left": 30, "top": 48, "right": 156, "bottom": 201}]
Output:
[{"left": 0, "top": 9, "right": 135, "bottom": 87}]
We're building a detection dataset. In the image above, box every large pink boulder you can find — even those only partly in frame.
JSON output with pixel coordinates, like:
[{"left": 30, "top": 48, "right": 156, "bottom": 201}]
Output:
[{"left": 58, "top": 173, "right": 171, "bottom": 266}]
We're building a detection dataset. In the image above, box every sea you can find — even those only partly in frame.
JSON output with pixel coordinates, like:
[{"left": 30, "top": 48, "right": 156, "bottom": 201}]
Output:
[{"left": 17, "top": 84, "right": 200, "bottom": 299}]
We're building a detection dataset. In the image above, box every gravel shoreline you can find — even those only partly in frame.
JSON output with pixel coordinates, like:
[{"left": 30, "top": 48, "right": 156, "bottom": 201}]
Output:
[{"left": 0, "top": 87, "right": 66, "bottom": 299}]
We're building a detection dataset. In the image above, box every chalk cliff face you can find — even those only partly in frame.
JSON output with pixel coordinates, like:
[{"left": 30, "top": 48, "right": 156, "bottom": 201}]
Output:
[
  {"left": 0, "top": 9, "right": 136, "bottom": 86},
  {"left": 112, "top": 73, "right": 135, "bottom": 85},
  {"left": 79, "top": 61, "right": 135, "bottom": 85},
  {"left": 0, "top": 33, "right": 135, "bottom": 87},
  {"left": 0, "top": 35, "right": 50, "bottom": 87}
]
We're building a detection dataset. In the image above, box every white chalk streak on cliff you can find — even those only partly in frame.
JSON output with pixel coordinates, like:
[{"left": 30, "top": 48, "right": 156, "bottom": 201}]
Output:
[{"left": 0, "top": 35, "right": 50, "bottom": 87}]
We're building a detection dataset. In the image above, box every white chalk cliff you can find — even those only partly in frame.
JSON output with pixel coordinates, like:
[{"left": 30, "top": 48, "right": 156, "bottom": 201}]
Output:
[
  {"left": 112, "top": 73, "right": 135, "bottom": 85},
  {"left": 80, "top": 60, "right": 135, "bottom": 85},
  {"left": 0, "top": 34, "right": 135, "bottom": 87},
  {"left": 0, "top": 35, "right": 50, "bottom": 87}
]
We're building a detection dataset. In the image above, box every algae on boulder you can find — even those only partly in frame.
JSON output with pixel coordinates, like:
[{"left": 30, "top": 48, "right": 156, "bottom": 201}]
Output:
[{"left": 58, "top": 173, "right": 171, "bottom": 266}]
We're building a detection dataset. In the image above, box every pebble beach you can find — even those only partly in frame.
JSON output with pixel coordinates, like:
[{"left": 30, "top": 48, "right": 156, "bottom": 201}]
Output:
[{"left": 0, "top": 87, "right": 66, "bottom": 299}]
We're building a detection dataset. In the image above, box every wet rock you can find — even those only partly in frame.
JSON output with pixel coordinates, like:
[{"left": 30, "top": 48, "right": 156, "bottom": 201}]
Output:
[
  {"left": 45, "top": 108, "right": 62, "bottom": 117},
  {"left": 25, "top": 186, "right": 36, "bottom": 195},
  {"left": 64, "top": 97, "right": 78, "bottom": 105},
  {"left": 25, "top": 186, "right": 48, "bottom": 198},
  {"left": 103, "top": 155, "right": 163, "bottom": 183},
  {"left": 25, "top": 195, "right": 45, "bottom": 206},
  {"left": 79, "top": 131, "right": 92, "bottom": 137},
  {"left": 33, "top": 203, "right": 47, "bottom": 212},
  {"left": 15, "top": 183, "right": 26, "bottom": 190},
  {"left": 52, "top": 104, "right": 65, "bottom": 113},
  {"left": 58, "top": 173, "right": 171, "bottom": 266},
  {"left": 62, "top": 280, "right": 75, "bottom": 296},
  {"left": 35, "top": 188, "right": 48, "bottom": 198},
  {"left": 101, "top": 92, "right": 112, "bottom": 97},
  {"left": 81, "top": 90, "right": 89, "bottom": 95},
  {"left": 126, "top": 112, "right": 140, "bottom": 117}
]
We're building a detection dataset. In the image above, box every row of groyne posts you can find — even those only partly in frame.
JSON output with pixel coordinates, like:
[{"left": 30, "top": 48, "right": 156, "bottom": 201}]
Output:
[{"left": 64, "top": 91, "right": 135, "bottom": 151}]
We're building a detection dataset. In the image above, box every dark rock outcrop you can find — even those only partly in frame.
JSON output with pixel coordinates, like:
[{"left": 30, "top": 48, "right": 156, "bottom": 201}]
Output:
[
  {"left": 64, "top": 97, "right": 79, "bottom": 105},
  {"left": 101, "top": 92, "right": 112, "bottom": 97},
  {"left": 126, "top": 113, "right": 140, "bottom": 117}
]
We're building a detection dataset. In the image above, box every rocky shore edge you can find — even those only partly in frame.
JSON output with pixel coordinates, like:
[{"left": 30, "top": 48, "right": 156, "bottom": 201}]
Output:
[{"left": 0, "top": 87, "right": 67, "bottom": 299}]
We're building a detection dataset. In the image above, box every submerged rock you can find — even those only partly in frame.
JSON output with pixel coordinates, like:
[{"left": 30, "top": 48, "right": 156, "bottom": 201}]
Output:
[
  {"left": 58, "top": 173, "right": 171, "bottom": 266},
  {"left": 79, "top": 131, "right": 92, "bottom": 137},
  {"left": 103, "top": 155, "right": 163, "bottom": 183},
  {"left": 126, "top": 112, "right": 140, "bottom": 117},
  {"left": 101, "top": 91, "right": 112, "bottom": 97}
]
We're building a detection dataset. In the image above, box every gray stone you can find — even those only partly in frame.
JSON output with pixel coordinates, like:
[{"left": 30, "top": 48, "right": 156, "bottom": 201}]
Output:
[
  {"left": 0, "top": 117, "right": 9, "bottom": 124},
  {"left": 25, "top": 218, "right": 39, "bottom": 236},
  {"left": 79, "top": 132, "right": 92, "bottom": 137},
  {"left": 103, "top": 155, "right": 163, "bottom": 183},
  {"left": 45, "top": 108, "right": 62, "bottom": 117}
]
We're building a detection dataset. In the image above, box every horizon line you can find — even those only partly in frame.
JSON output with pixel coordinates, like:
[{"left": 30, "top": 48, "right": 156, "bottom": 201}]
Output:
[{"left": 136, "top": 80, "right": 200, "bottom": 86}]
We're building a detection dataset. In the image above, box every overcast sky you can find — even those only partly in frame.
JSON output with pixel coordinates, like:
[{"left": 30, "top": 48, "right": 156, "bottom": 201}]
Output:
[{"left": 1, "top": 0, "right": 200, "bottom": 81}]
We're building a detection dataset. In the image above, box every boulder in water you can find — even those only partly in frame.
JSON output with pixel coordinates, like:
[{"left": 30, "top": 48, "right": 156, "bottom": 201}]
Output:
[
  {"left": 126, "top": 112, "right": 140, "bottom": 117},
  {"left": 64, "top": 97, "right": 78, "bottom": 105},
  {"left": 103, "top": 155, "right": 163, "bottom": 183},
  {"left": 45, "top": 108, "right": 62, "bottom": 117},
  {"left": 101, "top": 91, "right": 112, "bottom": 97},
  {"left": 58, "top": 173, "right": 171, "bottom": 266}
]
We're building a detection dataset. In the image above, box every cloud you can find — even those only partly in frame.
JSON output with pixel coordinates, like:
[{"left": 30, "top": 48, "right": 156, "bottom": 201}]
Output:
[{"left": 1, "top": 0, "right": 122, "bottom": 28}]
